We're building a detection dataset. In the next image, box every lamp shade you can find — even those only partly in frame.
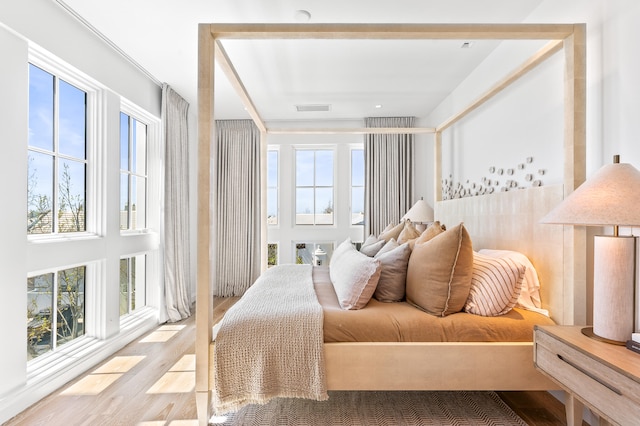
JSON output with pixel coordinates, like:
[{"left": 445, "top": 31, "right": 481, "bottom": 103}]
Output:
[
  {"left": 541, "top": 162, "right": 640, "bottom": 226},
  {"left": 402, "top": 199, "right": 434, "bottom": 223}
]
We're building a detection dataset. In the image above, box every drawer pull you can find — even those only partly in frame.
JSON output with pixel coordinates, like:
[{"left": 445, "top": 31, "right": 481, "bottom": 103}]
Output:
[{"left": 557, "top": 354, "right": 622, "bottom": 395}]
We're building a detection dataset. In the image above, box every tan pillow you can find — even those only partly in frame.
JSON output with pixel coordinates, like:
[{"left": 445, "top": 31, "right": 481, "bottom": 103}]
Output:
[
  {"left": 414, "top": 221, "right": 445, "bottom": 244},
  {"left": 373, "top": 243, "right": 411, "bottom": 302},
  {"left": 397, "top": 221, "right": 421, "bottom": 244},
  {"left": 405, "top": 223, "right": 474, "bottom": 316},
  {"left": 464, "top": 252, "right": 525, "bottom": 316},
  {"left": 378, "top": 221, "right": 404, "bottom": 242},
  {"left": 330, "top": 243, "right": 382, "bottom": 310}
]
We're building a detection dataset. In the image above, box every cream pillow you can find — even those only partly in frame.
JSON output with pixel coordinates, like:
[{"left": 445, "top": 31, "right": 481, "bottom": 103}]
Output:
[
  {"left": 373, "top": 242, "right": 411, "bottom": 302},
  {"left": 405, "top": 223, "right": 474, "bottom": 316},
  {"left": 376, "top": 238, "right": 399, "bottom": 257},
  {"left": 464, "top": 252, "right": 525, "bottom": 316},
  {"left": 330, "top": 243, "right": 382, "bottom": 310},
  {"left": 360, "top": 237, "right": 386, "bottom": 257},
  {"left": 378, "top": 221, "right": 404, "bottom": 242},
  {"left": 397, "top": 221, "right": 421, "bottom": 245}
]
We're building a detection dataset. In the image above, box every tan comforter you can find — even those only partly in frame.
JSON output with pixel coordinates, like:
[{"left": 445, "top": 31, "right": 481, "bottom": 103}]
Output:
[
  {"left": 212, "top": 264, "right": 328, "bottom": 414},
  {"left": 313, "top": 266, "right": 555, "bottom": 343}
]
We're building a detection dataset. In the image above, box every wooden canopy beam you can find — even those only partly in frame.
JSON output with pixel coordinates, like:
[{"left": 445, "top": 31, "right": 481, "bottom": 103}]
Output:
[{"left": 208, "top": 23, "right": 576, "bottom": 40}]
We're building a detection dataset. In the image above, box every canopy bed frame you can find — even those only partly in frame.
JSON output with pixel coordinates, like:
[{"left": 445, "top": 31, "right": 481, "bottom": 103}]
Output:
[{"left": 196, "top": 23, "right": 586, "bottom": 425}]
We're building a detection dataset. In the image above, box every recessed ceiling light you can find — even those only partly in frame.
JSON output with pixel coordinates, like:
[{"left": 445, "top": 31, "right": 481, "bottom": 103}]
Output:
[
  {"left": 294, "top": 10, "right": 311, "bottom": 22},
  {"left": 375, "top": 104, "right": 383, "bottom": 109},
  {"left": 461, "top": 41, "right": 473, "bottom": 49}
]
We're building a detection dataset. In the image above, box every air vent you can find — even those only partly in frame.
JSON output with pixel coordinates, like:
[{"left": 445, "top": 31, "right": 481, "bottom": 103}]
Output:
[{"left": 295, "top": 104, "right": 331, "bottom": 112}]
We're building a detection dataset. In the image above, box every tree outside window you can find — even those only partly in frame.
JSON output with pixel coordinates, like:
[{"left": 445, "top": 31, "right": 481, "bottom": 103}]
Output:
[{"left": 27, "top": 266, "right": 85, "bottom": 361}]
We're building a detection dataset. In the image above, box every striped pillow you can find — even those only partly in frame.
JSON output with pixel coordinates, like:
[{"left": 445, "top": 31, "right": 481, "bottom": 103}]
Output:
[{"left": 464, "top": 252, "right": 525, "bottom": 316}]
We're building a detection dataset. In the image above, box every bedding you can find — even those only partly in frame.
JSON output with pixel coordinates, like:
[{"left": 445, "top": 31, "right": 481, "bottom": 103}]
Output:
[
  {"left": 212, "top": 264, "right": 327, "bottom": 414},
  {"left": 315, "top": 266, "right": 555, "bottom": 343}
]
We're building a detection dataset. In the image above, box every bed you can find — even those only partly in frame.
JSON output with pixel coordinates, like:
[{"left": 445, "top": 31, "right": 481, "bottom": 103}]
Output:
[{"left": 195, "top": 23, "right": 587, "bottom": 425}]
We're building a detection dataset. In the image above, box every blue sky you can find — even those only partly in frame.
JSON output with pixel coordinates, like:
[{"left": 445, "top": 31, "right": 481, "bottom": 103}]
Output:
[{"left": 28, "top": 64, "right": 86, "bottom": 222}]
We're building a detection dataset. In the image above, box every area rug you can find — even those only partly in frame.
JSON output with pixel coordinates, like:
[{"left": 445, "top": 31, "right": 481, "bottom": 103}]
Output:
[{"left": 214, "top": 391, "right": 528, "bottom": 425}]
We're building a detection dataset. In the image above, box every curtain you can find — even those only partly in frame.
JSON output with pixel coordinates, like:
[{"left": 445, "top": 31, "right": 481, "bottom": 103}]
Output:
[
  {"left": 364, "top": 117, "right": 415, "bottom": 237},
  {"left": 162, "top": 83, "right": 192, "bottom": 322},
  {"left": 215, "top": 120, "right": 261, "bottom": 296}
]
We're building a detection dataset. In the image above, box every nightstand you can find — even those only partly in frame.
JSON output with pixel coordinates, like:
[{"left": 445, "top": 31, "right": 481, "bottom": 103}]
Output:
[{"left": 534, "top": 325, "right": 640, "bottom": 426}]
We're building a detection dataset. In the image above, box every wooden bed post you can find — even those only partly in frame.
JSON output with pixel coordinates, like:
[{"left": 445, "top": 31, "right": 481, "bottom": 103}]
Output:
[
  {"left": 196, "top": 23, "right": 215, "bottom": 426},
  {"left": 561, "top": 23, "right": 587, "bottom": 326}
]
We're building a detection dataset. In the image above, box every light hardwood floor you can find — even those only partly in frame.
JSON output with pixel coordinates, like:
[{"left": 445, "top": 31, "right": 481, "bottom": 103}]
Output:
[{"left": 7, "top": 298, "right": 576, "bottom": 425}]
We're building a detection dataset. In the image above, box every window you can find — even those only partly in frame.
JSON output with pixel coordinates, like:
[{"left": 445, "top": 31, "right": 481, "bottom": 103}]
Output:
[
  {"left": 267, "top": 243, "right": 278, "bottom": 267},
  {"left": 294, "top": 242, "right": 334, "bottom": 265},
  {"left": 267, "top": 149, "right": 278, "bottom": 225},
  {"left": 295, "top": 149, "right": 334, "bottom": 225},
  {"left": 28, "top": 64, "right": 87, "bottom": 234},
  {"left": 120, "top": 112, "right": 147, "bottom": 230},
  {"left": 351, "top": 148, "right": 365, "bottom": 225},
  {"left": 27, "top": 266, "right": 86, "bottom": 361},
  {"left": 119, "top": 255, "right": 146, "bottom": 316}
]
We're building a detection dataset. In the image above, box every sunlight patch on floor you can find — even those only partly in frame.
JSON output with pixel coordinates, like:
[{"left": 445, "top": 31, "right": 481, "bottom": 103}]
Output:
[
  {"left": 60, "top": 373, "right": 123, "bottom": 395},
  {"left": 136, "top": 421, "right": 197, "bottom": 426},
  {"left": 170, "top": 354, "right": 195, "bottom": 371},
  {"left": 139, "top": 330, "right": 179, "bottom": 343},
  {"left": 146, "top": 354, "right": 196, "bottom": 394},
  {"left": 92, "top": 355, "right": 146, "bottom": 374}
]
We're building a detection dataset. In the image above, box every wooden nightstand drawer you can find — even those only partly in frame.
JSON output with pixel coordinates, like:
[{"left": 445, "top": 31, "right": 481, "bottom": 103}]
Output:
[{"left": 535, "top": 327, "right": 640, "bottom": 425}]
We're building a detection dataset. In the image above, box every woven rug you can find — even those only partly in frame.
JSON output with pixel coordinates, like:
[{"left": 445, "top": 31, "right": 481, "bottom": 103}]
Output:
[{"left": 214, "top": 391, "right": 528, "bottom": 425}]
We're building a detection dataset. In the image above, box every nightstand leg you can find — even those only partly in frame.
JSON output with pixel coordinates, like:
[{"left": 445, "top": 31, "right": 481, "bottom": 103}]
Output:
[{"left": 565, "top": 393, "right": 583, "bottom": 426}]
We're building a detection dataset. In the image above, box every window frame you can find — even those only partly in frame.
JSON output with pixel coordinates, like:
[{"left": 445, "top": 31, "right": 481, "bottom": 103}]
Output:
[
  {"left": 119, "top": 108, "right": 149, "bottom": 232},
  {"left": 350, "top": 145, "right": 365, "bottom": 227},
  {"left": 27, "top": 49, "right": 102, "bottom": 240},
  {"left": 293, "top": 145, "right": 337, "bottom": 227},
  {"left": 266, "top": 146, "right": 279, "bottom": 227}
]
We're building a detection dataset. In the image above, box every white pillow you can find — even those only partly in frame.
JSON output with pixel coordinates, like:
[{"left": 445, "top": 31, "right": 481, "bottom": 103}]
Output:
[
  {"left": 464, "top": 252, "right": 525, "bottom": 316},
  {"left": 331, "top": 238, "right": 353, "bottom": 267},
  {"left": 478, "top": 249, "right": 549, "bottom": 316},
  {"left": 330, "top": 242, "right": 381, "bottom": 310}
]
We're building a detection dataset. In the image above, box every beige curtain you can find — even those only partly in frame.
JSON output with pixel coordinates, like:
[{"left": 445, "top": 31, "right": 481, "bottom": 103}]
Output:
[
  {"left": 364, "top": 117, "right": 415, "bottom": 237},
  {"left": 215, "top": 120, "right": 261, "bottom": 296},
  {"left": 162, "top": 83, "right": 192, "bottom": 322}
]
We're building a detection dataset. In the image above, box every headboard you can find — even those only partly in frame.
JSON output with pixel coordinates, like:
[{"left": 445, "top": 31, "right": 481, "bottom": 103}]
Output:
[{"left": 436, "top": 184, "right": 578, "bottom": 325}]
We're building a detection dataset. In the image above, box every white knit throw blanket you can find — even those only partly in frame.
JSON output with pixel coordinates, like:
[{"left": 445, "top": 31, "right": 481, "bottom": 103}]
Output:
[{"left": 213, "top": 264, "right": 328, "bottom": 414}]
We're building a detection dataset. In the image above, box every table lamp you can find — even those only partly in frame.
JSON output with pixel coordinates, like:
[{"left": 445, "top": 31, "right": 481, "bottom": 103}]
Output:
[
  {"left": 541, "top": 155, "right": 640, "bottom": 344},
  {"left": 402, "top": 198, "right": 434, "bottom": 232}
]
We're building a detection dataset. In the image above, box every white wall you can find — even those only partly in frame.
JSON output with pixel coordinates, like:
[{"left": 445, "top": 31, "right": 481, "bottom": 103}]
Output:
[
  {"left": 422, "top": 0, "right": 640, "bottom": 192},
  {"left": 0, "top": 1, "right": 165, "bottom": 422}
]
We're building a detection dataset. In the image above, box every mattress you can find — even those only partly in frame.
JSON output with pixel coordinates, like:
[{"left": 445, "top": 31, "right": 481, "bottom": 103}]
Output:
[{"left": 313, "top": 266, "right": 555, "bottom": 343}]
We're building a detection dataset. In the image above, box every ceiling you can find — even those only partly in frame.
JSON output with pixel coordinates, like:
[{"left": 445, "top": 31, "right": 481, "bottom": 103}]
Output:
[{"left": 57, "top": 0, "right": 545, "bottom": 123}]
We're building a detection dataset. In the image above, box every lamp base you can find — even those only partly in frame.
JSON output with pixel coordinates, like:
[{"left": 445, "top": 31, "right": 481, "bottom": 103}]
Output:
[{"left": 581, "top": 326, "right": 626, "bottom": 346}]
